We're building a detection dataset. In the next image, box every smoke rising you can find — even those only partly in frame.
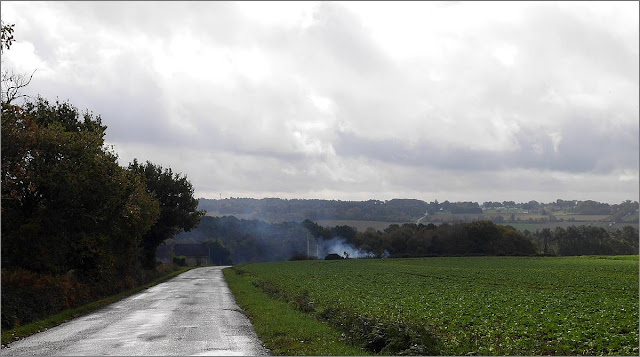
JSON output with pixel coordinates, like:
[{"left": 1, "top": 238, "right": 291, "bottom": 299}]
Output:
[{"left": 317, "top": 237, "right": 376, "bottom": 259}]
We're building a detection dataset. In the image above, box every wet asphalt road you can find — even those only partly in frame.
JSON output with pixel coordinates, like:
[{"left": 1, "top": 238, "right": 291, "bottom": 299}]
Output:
[{"left": 1, "top": 266, "right": 269, "bottom": 356}]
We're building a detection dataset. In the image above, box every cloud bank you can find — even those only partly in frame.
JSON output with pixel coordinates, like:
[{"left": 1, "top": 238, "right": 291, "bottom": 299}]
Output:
[{"left": 2, "top": 1, "right": 638, "bottom": 203}]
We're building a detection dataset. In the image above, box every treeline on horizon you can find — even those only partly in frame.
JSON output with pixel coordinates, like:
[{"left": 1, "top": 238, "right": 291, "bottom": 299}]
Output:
[
  {"left": 199, "top": 197, "right": 639, "bottom": 223},
  {"left": 176, "top": 216, "right": 639, "bottom": 265}
]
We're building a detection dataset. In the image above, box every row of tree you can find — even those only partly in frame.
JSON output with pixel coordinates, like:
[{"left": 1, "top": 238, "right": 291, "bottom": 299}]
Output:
[
  {"left": 482, "top": 199, "right": 639, "bottom": 217},
  {"left": 424, "top": 200, "right": 482, "bottom": 215},
  {"left": 524, "top": 226, "right": 638, "bottom": 256},
  {"left": 1, "top": 97, "right": 203, "bottom": 329},
  {"left": 2, "top": 97, "right": 203, "bottom": 279},
  {"left": 174, "top": 216, "right": 310, "bottom": 264},
  {"left": 177, "top": 216, "right": 639, "bottom": 264},
  {"left": 200, "top": 197, "right": 639, "bottom": 223},
  {"left": 199, "top": 198, "right": 430, "bottom": 222},
  {"left": 303, "top": 220, "right": 537, "bottom": 257},
  {"left": 1, "top": 24, "right": 203, "bottom": 329}
]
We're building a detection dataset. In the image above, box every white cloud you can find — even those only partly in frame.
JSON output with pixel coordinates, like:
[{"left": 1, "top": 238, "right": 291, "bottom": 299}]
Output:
[
  {"left": 2, "top": 1, "right": 637, "bottom": 203},
  {"left": 548, "top": 132, "right": 563, "bottom": 154},
  {"left": 236, "top": 1, "right": 319, "bottom": 29},
  {"left": 3, "top": 40, "right": 50, "bottom": 75},
  {"left": 492, "top": 44, "right": 519, "bottom": 67}
]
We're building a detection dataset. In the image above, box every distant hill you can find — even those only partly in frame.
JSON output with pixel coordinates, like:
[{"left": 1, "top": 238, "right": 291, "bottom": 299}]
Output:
[
  {"left": 198, "top": 198, "right": 429, "bottom": 223},
  {"left": 198, "top": 198, "right": 639, "bottom": 225}
]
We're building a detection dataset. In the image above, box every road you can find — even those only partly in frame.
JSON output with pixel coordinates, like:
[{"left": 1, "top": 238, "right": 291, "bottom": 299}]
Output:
[{"left": 1, "top": 266, "right": 269, "bottom": 356}]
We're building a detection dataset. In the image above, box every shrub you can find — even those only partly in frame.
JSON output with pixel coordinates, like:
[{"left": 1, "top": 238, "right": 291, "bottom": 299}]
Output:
[
  {"left": 289, "top": 253, "right": 318, "bottom": 261},
  {"left": 1, "top": 269, "right": 89, "bottom": 329},
  {"left": 172, "top": 256, "right": 186, "bottom": 266},
  {"left": 324, "top": 253, "right": 344, "bottom": 260}
]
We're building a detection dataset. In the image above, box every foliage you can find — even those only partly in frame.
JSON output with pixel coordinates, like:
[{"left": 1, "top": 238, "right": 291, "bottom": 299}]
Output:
[
  {"left": 172, "top": 256, "right": 187, "bottom": 267},
  {"left": 1, "top": 268, "right": 88, "bottom": 330},
  {"left": 1, "top": 20, "right": 15, "bottom": 53},
  {"left": 176, "top": 215, "right": 313, "bottom": 263},
  {"left": 200, "top": 198, "right": 430, "bottom": 222},
  {"left": 1, "top": 20, "right": 35, "bottom": 104},
  {"left": 234, "top": 256, "right": 639, "bottom": 355},
  {"left": 179, "top": 215, "right": 635, "bottom": 265},
  {"left": 345, "top": 221, "right": 537, "bottom": 257},
  {"left": 289, "top": 253, "right": 318, "bottom": 261},
  {"left": 0, "top": 23, "right": 202, "bottom": 332},
  {"left": 525, "top": 225, "right": 638, "bottom": 256},
  {"left": 199, "top": 198, "right": 638, "bottom": 226},
  {"left": 1, "top": 98, "right": 160, "bottom": 282},
  {"left": 128, "top": 160, "right": 204, "bottom": 268}
]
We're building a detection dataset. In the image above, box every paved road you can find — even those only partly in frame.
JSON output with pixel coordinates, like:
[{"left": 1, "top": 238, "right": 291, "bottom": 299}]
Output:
[{"left": 1, "top": 266, "right": 269, "bottom": 356}]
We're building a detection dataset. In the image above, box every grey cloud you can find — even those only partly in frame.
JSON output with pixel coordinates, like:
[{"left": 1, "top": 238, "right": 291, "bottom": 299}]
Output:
[
  {"left": 304, "top": 2, "right": 392, "bottom": 76},
  {"left": 58, "top": 2, "right": 246, "bottom": 43},
  {"left": 3, "top": 1, "right": 637, "bottom": 203},
  {"left": 518, "top": 4, "right": 639, "bottom": 82},
  {"left": 334, "top": 114, "right": 638, "bottom": 174}
]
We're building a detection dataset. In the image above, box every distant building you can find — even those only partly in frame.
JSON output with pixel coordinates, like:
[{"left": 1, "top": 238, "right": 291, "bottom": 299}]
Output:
[
  {"left": 156, "top": 240, "right": 210, "bottom": 266},
  {"left": 174, "top": 243, "right": 209, "bottom": 266}
]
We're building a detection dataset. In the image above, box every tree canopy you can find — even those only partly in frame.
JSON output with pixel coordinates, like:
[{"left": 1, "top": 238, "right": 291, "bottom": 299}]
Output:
[
  {"left": 1, "top": 28, "right": 203, "bottom": 327},
  {"left": 128, "top": 159, "right": 204, "bottom": 268},
  {"left": 1, "top": 97, "right": 161, "bottom": 281}
]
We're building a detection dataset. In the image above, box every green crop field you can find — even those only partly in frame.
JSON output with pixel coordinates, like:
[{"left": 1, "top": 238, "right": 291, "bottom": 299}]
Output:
[{"left": 229, "top": 256, "right": 639, "bottom": 355}]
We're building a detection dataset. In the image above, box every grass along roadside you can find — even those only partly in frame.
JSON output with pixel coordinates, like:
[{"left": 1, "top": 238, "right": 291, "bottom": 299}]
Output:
[
  {"left": 1, "top": 266, "right": 194, "bottom": 346},
  {"left": 223, "top": 266, "right": 367, "bottom": 356}
]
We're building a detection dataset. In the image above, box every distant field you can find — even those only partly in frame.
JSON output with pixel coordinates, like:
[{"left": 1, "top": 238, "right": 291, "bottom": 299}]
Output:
[
  {"left": 314, "top": 219, "right": 409, "bottom": 231},
  {"left": 553, "top": 214, "right": 611, "bottom": 221},
  {"left": 231, "top": 256, "right": 639, "bottom": 355},
  {"left": 426, "top": 213, "right": 613, "bottom": 222},
  {"left": 315, "top": 216, "right": 637, "bottom": 233},
  {"left": 204, "top": 211, "right": 257, "bottom": 220},
  {"left": 506, "top": 221, "right": 639, "bottom": 232},
  {"left": 204, "top": 211, "right": 636, "bottom": 234}
]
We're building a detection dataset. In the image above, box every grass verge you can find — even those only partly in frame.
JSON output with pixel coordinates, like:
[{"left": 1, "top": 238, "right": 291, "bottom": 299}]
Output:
[
  {"left": 1, "top": 266, "right": 194, "bottom": 345},
  {"left": 223, "top": 266, "right": 367, "bottom": 356}
]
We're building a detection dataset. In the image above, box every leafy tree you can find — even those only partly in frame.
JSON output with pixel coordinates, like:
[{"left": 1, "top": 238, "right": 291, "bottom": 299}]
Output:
[
  {"left": 1, "top": 20, "right": 35, "bottom": 104},
  {"left": 1, "top": 20, "right": 15, "bottom": 53},
  {"left": 617, "top": 226, "right": 639, "bottom": 251},
  {"left": 574, "top": 200, "right": 611, "bottom": 215},
  {"left": 128, "top": 160, "right": 204, "bottom": 268},
  {"left": 1, "top": 97, "right": 160, "bottom": 280},
  {"left": 466, "top": 220, "right": 500, "bottom": 253},
  {"left": 539, "top": 228, "right": 553, "bottom": 255},
  {"left": 302, "top": 219, "right": 332, "bottom": 240},
  {"left": 331, "top": 225, "right": 358, "bottom": 242}
]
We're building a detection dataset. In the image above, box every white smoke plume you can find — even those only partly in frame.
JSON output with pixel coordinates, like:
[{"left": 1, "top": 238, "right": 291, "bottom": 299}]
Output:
[{"left": 317, "top": 237, "right": 376, "bottom": 259}]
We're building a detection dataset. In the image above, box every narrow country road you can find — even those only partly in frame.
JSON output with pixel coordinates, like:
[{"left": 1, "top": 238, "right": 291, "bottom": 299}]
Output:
[{"left": 1, "top": 266, "right": 269, "bottom": 356}]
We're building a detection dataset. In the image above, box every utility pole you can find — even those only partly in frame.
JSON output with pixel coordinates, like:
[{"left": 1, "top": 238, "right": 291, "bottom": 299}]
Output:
[{"left": 307, "top": 234, "right": 310, "bottom": 257}]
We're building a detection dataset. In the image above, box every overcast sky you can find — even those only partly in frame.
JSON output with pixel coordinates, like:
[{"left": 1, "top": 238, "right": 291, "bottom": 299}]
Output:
[{"left": 2, "top": 1, "right": 638, "bottom": 204}]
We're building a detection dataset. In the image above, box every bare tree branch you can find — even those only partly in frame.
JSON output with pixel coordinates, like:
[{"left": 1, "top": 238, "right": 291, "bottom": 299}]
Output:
[{"left": 1, "top": 69, "right": 36, "bottom": 105}]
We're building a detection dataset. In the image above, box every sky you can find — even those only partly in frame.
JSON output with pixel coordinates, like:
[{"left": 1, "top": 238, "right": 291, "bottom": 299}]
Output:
[{"left": 1, "top": 1, "right": 638, "bottom": 204}]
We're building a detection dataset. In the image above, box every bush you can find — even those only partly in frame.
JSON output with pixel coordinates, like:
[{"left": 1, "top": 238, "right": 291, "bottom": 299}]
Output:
[
  {"left": 289, "top": 253, "right": 318, "bottom": 261},
  {"left": 172, "top": 256, "right": 186, "bottom": 266},
  {"left": 1, "top": 269, "right": 89, "bottom": 329}
]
